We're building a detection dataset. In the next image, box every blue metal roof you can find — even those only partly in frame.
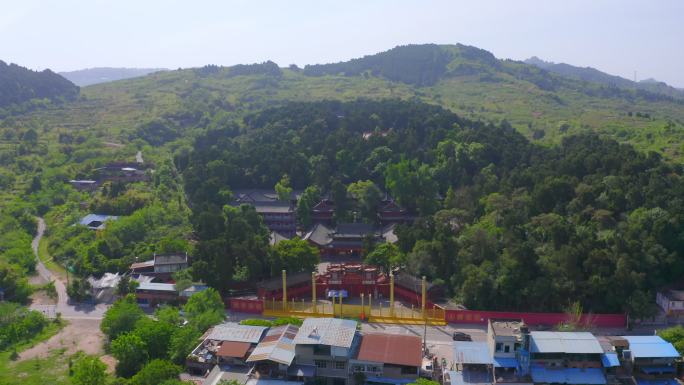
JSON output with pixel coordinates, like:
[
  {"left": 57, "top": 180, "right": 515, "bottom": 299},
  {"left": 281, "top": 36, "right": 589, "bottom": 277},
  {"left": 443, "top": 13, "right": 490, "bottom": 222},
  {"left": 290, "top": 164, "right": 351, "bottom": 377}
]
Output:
[
  {"left": 636, "top": 379, "right": 679, "bottom": 385},
  {"left": 493, "top": 356, "right": 519, "bottom": 368},
  {"left": 79, "top": 214, "right": 119, "bottom": 229},
  {"left": 453, "top": 342, "right": 493, "bottom": 365},
  {"left": 601, "top": 353, "right": 620, "bottom": 367},
  {"left": 640, "top": 366, "right": 676, "bottom": 374},
  {"left": 530, "top": 331, "right": 603, "bottom": 354},
  {"left": 622, "top": 336, "right": 680, "bottom": 359},
  {"left": 530, "top": 367, "right": 606, "bottom": 385}
]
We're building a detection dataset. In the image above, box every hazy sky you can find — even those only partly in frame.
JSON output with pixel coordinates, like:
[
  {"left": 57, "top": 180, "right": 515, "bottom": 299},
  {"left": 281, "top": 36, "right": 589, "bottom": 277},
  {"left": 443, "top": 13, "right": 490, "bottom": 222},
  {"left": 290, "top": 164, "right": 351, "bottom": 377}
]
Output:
[{"left": 1, "top": 0, "right": 682, "bottom": 87}]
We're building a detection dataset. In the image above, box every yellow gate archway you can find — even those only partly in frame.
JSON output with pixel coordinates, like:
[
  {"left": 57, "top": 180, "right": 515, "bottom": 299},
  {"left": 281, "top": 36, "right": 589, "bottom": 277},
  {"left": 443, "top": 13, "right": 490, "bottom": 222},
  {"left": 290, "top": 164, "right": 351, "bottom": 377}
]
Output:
[{"left": 261, "top": 270, "right": 446, "bottom": 325}]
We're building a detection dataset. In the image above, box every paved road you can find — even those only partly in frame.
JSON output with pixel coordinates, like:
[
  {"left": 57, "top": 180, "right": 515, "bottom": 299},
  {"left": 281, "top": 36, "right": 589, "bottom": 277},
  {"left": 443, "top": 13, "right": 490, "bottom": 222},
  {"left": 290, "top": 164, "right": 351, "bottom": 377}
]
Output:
[{"left": 30, "top": 217, "right": 109, "bottom": 320}]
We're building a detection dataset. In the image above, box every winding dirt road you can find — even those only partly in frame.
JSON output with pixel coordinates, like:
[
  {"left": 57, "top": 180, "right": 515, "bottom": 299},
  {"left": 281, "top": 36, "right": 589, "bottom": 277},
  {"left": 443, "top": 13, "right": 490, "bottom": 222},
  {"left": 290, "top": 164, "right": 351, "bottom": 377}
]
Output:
[{"left": 31, "top": 217, "right": 109, "bottom": 319}]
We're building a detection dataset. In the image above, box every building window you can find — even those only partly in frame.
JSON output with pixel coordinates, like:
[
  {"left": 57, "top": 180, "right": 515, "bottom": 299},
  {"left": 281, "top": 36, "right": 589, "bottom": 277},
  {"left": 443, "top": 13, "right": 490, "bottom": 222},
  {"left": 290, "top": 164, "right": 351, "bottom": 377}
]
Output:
[
  {"left": 335, "top": 361, "right": 345, "bottom": 370},
  {"left": 315, "top": 360, "right": 327, "bottom": 369},
  {"left": 504, "top": 345, "right": 510, "bottom": 353},
  {"left": 496, "top": 342, "right": 503, "bottom": 352},
  {"left": 313, "top": 345, "right": 331, "bottom": 355}
]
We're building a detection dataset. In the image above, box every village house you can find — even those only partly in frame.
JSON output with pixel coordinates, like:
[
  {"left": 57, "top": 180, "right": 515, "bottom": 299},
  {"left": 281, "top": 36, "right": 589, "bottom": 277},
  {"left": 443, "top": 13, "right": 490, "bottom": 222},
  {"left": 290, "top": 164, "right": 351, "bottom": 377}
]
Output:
[
  {"left": 349, "top": 333, "right": 422, "bottom": 384},
  {"left": 528, "top": 331, "right": 606, "bottom": 385},
  {"left": 130, "top": 253, "right": 189, "bottom": 281},
  {"left": 246, "top": 324, "right": 304, "bottom": 381},
  {"left": 656, "top": 290, "right": 684, "bottom": 322},
  {"left": 135, "top": 282, "right": 207, "bottom": 307},
  {"left": 621, "top": 336, "right": 680, "bottom": 385},
  {"left": 187, "top": 322, "right": 268, "bottom": 376},
  {"left": 486, "top": 319, "right": 531, "bottom": 385},
  {"left": 292, "top": 318, "right": 359, "bottom": 385},
  {"left": 69, "top": 179, "right": 99, "bottom": 191},
  {"left": 96, "top": 161, "right": 150, "bottom": 183}
]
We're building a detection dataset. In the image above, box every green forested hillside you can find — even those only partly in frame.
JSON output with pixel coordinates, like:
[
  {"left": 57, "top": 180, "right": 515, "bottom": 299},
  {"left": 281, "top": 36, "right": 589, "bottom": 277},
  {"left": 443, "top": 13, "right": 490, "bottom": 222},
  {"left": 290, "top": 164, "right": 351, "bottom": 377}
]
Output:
[
  {"left": 5, "top": 44, "right": 684, "bottom": 159},
  {"left": 0, "top": 60, "right": 78, "bottom": 111},
  {"left": 183, "top": 100, "right": 683, "bottom": 316},
  {"left": 525, "top": 56, "right": 684, "bottom": 101},
  {"left": 0, "top": 44, "right": 682, "bottom": 316}
]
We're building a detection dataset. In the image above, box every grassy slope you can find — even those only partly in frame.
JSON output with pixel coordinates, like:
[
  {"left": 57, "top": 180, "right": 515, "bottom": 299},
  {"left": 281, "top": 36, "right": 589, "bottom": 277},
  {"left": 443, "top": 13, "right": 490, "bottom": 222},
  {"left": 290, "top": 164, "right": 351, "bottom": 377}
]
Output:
[
  {"left": 7, "top": 62, "right": 684, "bottom": 159},
  {"left": 0, "top": 322, "right": 69, "bottom": 385}
]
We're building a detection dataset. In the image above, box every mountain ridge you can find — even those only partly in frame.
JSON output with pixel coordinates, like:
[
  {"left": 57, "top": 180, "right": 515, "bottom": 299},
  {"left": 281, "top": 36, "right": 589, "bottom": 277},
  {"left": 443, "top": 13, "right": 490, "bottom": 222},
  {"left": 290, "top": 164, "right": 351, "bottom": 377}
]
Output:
[
  {"left": 59, "top": 67, "right": 167, "bottom": 86},
  {"left": 524, "top": 56, "right": 684, "bottom": 100},
  {"left": 0, "top": 60, "right": 78, "bottom": 109}
]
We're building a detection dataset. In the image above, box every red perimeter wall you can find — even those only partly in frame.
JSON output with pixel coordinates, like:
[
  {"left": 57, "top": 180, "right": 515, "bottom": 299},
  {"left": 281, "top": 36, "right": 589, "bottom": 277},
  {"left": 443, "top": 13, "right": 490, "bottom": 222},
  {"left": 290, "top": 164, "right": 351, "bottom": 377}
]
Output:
[
  {"left": 445, "top": 309, "right": 626, "bottom": 328},
  {"left": 227, "top": 298, "right": 263, "bottom": 314}
]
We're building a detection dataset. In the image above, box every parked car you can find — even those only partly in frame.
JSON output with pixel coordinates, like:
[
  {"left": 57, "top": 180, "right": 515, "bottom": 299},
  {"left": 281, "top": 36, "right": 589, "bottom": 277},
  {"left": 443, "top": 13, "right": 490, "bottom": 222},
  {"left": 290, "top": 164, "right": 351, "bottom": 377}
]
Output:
[{"left": 452, "top": 331, "right": 472, "bottom": 341}]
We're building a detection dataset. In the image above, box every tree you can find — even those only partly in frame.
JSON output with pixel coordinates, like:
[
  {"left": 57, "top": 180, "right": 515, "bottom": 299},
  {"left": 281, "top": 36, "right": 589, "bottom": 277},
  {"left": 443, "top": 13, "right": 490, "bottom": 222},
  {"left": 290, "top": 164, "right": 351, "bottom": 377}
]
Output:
[
  {"left": 129, "top": 359, "right": 181, "bottom": 385},
  {"left": 172, "top": 269, "right": 193, "bottom": 294},
  {"left": 347, "top": 180, "right": 382, "bottom": 223},
  {"left": 408, "top": 379, "right": 440, "bottom": 385},
  {"left": 275, "top": 174, "right": 293, "bottom": 201},
  {"left": 658, "top": 326, "right": 684, "bottom": 353},
  {"left": 71, "top": 354, "right": 107, "bottom": 385},
  {"left": 101, "top": 294, "right": 145, "bottom": 341},
  {"left": 183, "top": 288, "right": 224, "bottom": 330},
  {"left": 134, "top": 317, "right": 175, "bottom": 360},
  {"left": 116, "top": 275, "right": 139, "bottom": 295},
  {"left": 67, "top": 278, "right": 92, "bottom": 302},
  {"left": 111, "top": 332, "right": 148, "bottom": 377},
  {"left": 296, "top": 185, "right": 321, "bottom": 228},
  {"left": 168, "top": 326, "right": 201, "bottom": 365},
  {"left": 270, "top": 237, "right": 320, "bottom": 275},
  {"left": 364, "top": 242, "right": 405, "bottom": 274},
  {"left": 385, "top": 158, "right": 437, "bottom": 215},
  {"left": 155, "top": 306, "right": 182, "bottom": 326}
]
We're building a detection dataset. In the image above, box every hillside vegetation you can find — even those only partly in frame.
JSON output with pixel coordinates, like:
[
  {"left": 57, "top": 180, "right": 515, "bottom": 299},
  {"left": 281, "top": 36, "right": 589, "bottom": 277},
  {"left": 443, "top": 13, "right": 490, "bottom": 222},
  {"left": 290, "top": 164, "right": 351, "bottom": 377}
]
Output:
[
  {"left": 0, "top": 44, "right": 682, "bottom": 318},
  {"left": 0, "top": 61, "right": 78, "bottom": 111},
  {"left": 4, "top": 44, "right": 684, "bottom": 159},
  {"left": 525, "top": 56, "right": 684, "bottom": 101},
  {"left": 184, "top": 99, "right": 683, "bottom": 317}
]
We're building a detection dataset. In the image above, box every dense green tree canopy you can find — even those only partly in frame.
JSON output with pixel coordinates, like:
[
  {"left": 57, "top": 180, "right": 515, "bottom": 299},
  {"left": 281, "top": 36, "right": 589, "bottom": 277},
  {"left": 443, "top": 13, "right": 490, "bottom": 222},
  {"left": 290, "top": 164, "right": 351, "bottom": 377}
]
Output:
[{"left": 183, "top": 99, "right": 684, "bottom": 315}]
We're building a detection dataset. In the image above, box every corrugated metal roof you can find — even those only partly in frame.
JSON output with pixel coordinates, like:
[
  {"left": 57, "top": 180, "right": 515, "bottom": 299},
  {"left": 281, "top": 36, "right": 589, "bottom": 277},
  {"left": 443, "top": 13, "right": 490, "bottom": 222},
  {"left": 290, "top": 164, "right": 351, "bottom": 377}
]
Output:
[
  {"left": 636, "top": 379, "right": 679, "bottom": 385},
  {"left": 217, "top": 341, "right": 251, "bottom": 358},
  {"left": 622, "top": 336, "right": 680, "bottom": 358},
  {"left": 453, "top": 342, "right": 493, "bottom": 365},
  {"left": 130, "top": 260, "right": 154, "bottom": 270},
  {"left": 601, "top": 352, "right": 620, "bottom": 367},
  {"left": 293, "top": 318, "right": 357, "bottom": 348},
  {"left": 356, "top": 333, "right": 422, "bottom": 367},
  {"left": 206, "top": 322, "right": 267, "bottom": 343},
  {"left": 530, "top": 331, "right": 603, "bottom": 354},
  {"left": 530, "top": 367, "right": 606, "bottom": 385},
  {"left": 79, "top": 214, "right": 119, "bottom": 229},
  {"left": 137, "top": 282, "right": 176, "bottom": 292},
  {"left": 246, "top": 324, "right": 298, "bottom": 365}
]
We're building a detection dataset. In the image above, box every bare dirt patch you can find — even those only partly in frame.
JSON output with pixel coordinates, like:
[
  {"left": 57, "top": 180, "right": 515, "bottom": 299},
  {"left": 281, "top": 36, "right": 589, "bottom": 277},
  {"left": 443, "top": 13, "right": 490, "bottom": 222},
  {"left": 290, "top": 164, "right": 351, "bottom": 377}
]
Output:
[
  {"left": 18, "top": 318, "right": 104, "bottom": 361},
  {"left": 29, "top": 288, "right": 57, "bottom": 306},
  {"left": 100, "top": 354, "right": 117, "bottom": 374}
]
